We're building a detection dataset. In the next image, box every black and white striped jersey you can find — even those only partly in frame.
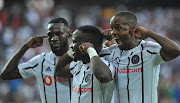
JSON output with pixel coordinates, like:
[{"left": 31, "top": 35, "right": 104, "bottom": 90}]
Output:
[
  {"left": 18, "top": 51, "right": 72, "bottom": 103},
  {"left": 101, "top": 40, "right": 165, "bottom": 103},
  {"left": 69, "top": 57, "right": 115, "bottom": 103}
]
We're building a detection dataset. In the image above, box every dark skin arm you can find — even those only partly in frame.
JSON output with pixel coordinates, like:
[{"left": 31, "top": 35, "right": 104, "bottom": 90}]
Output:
[
  {"left": 79, "top": 42, "right": 112, "bottom": 83},
  {"left": 133, "top": 26, "right": 180, "bottom": 61},
  {"left": 54, "top": 52, "right": 73, "bottom": 78},
  {"left": 0, "top": 35, "right": 48, "bottom": 80}
]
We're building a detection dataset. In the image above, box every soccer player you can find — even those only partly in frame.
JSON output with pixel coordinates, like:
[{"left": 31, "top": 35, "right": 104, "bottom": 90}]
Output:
[
  {"left": 101, "top": 11, "right": 180, "bottom": 103},
  {"left": 54, "top": 25, "right": 115, "bottom": 103},
  {"left": 0, "top": 18, "right": 72, "bottom": 103}
]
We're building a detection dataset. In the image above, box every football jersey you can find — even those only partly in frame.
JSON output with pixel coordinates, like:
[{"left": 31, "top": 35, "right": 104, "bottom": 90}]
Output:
[
  {"left": 100, "top": 40, "right": 165, "bottom": 103},
  {"left": 18, "top": 51, "right": 72, "bottom": 103},
  {"left": 69, "top": 57, "right": 115, "bottom": 103}
]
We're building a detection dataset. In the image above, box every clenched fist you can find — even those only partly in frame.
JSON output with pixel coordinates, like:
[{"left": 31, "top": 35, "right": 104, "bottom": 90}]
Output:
[
  {"left": 79, "top": 42, "right": 94, "bottom": 54},
  {"left": 102, "top": 29, "right": 112, "bottom": 41},
  {"left": 131, "top": 26, "right": 151, "bottom": 40},
  {"left": 25, "top": 35, "right": 48, "bottom": 48}
]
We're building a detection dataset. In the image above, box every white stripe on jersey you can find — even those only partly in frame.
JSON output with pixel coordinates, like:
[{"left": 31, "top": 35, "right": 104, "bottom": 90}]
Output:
[
  {"left": 101, "top": 40, "right": 165, "bottom": 103},
  {"left": 69, "top": 57, "right": 115, "bottom": 103},
  {"left": 18, "top": 52, "right": 72, "bottom": 103}
]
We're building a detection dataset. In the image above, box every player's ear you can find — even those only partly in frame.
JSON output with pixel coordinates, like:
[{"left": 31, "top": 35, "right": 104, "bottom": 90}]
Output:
[
  {"left": 130, "top": 27, "right": 142, "bottom": 39},
  {"left": 135, "top": 32, "right": 142, "bottom": 39}
]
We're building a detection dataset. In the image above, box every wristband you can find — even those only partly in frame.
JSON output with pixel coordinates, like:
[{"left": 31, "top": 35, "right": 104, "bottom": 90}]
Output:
[
  {"left": 87, "top": 47, "right": 99, "bottom": 59},
  {"left": 102, "top": 39, "right": 108, "bottom": 45},
  {"left": 67, "top": 48, "right": 74, "bottom": 58}
]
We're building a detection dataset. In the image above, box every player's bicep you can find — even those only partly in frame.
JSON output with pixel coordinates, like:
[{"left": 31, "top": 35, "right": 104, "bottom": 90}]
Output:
[
  {"left": 160, "top": 49, "right": 172, "bottom": 61},
  {"left": 64, "top": 63, "right": 73, "bottom": 78},
  {"left": 3, "top": 68, "right": 22, "bottom": 80},
  {"left": 101, "top": 58, "right": 115, "bottom": 78}
]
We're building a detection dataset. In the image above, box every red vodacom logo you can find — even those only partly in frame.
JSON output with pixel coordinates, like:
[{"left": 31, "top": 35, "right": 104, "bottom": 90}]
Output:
[
  {"left": 44, "top": 76, "right": 73, "bottom": 86},
  {"left": 44, "top": 76, "right": 52, "bottom": 86}
]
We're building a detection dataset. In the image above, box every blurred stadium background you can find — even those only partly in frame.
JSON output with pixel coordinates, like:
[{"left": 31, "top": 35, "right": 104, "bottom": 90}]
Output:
[{"left": 0, "top": 0, "right": 180, "bottom": 103}]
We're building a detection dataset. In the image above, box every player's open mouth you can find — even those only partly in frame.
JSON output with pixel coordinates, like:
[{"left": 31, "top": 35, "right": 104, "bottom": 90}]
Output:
[{"left": 52, "top": 41, "right": 61, "bottom": 48}]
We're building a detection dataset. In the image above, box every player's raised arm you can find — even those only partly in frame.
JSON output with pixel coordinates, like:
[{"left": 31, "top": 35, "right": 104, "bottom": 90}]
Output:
[
  {"left": 79, "top": 42, "right": 112, "bottom": 83},
  {"left": 133, "top": 26, "right": 180, "bottom": 61},
  {"left": 0, "top": 35, "right": 47, "bottom": 80},
  {"left": 54, "top": 48, "right": 73, "bottom": 78}
]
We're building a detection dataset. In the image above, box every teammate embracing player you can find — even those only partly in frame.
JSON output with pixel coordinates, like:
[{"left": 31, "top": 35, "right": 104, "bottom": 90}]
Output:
[
  {"left": 102, "top": 11, "right": 180, "bottom": 103},
  {"left": 0, "top": 18, "right": 72, "bottom": 103}
]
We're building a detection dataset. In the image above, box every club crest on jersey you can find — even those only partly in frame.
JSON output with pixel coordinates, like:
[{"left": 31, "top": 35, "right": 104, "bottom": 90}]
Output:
[
  {"left": 85, "top": 74, "right": 91, "bottom": 83},
  {"left": 131, "top": 55, "right": 139, "bottom": 64}
]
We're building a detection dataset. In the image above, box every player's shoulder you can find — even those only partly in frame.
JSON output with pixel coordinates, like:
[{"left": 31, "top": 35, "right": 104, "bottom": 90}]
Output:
[
  {"left": 39, "top": 52, "right": 47, "bottom": 57},
  {"left": 99, "top": 57, "right": 113, "bottom": 66},
  {"left": 141, "top": 40, "right": 161, "bottom": 49},
  {"left": 69, "top": 60, "right": 83, "bottom": 74},
  {"left": 29, "top": 52, "right": 46, "bottom": 62},
  {"left": 43, "top": 51, "right": 56, "bottom": 60},
  {"left": 100, "top": 56, "right": 108, "bottom": 61},
  {"left": 70, "top": 60, "right": 82, "bottom": 68},
  {"left": 100, "top": 44, "right": 118, "bottom": 55},
  {"left": 30, "top": 52, "right": 54, "bottom": 63}
]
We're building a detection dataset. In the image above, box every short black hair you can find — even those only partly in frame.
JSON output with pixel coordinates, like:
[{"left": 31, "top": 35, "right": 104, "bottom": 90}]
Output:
[
  {"left": 115, "top": 11, "right": 137, "bottom": 28},
  {"left": 48, "top": 17, "right": 69, "bottom": 27},
  {"left": 77, "top": 25, "right": 103, "bottom": 52}
]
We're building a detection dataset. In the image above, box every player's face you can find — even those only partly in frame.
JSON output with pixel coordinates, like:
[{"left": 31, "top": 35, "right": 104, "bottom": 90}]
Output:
[
  {"left": 47, "top": 23, "right": 69, "bottom": 56},
  {"left": 71, "top": 30, "right": 89, "bottom": 61},
  {"left": 110, "top": 16, "right": 132, "bottom": 50}
]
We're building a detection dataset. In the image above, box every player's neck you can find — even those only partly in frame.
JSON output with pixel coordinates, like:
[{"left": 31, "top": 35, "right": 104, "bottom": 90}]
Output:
[{"left": 124, "top": 39, "right": 141, "bottom": 50}]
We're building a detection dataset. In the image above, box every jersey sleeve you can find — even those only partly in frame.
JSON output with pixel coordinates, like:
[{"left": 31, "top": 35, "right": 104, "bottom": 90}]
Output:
[
  {"left": 69, "top": 61, "right": 81, "bottom": 75},
  {"left": 146, "top": 41, "right": 165, "bottom": 66},
  {"left": 153, "top": 44, "right": 165, "bottom": 66},
  {"left": 17, "top": 53, "right": 44, "bottom": 79}
]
